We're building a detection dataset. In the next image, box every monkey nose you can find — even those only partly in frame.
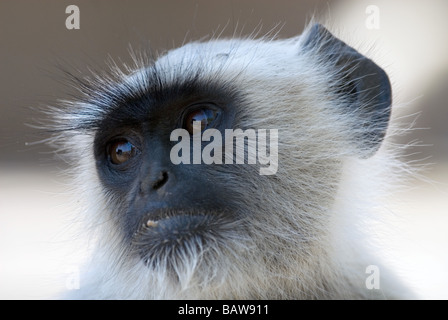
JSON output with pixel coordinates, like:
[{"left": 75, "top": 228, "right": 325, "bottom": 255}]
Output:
[
  {"left": 139, "top": 170, "right": 170, "bottom": 196},
  {"left": 152, "top": 171, "right": 169, "bottom": 190}
]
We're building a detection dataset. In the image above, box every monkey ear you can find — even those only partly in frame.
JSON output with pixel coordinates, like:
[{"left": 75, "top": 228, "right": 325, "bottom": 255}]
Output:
[{"left": 300, "top": 23, "right": 392, "bottom": 158}]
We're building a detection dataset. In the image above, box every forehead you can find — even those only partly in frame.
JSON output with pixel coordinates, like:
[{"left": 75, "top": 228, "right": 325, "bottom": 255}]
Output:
[
  {"left": 91, "top": 46, "right": 247, "bottom": 132},
  {"left": 67, "top": 36, "right": 302, "bottom": 133},
  {"left": 150, "top": 37, "right": 299, "bottom": 81},
  {"left": 94, "top": 40, "right": 256, "bottom": 124}
]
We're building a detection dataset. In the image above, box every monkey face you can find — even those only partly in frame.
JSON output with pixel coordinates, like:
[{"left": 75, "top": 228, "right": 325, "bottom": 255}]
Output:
[
  {"left": 91, "top": 77, "right": 253, "bottom": 270},
  {"left": 55, "top": 24, "right": 392, "bottom": 296}
]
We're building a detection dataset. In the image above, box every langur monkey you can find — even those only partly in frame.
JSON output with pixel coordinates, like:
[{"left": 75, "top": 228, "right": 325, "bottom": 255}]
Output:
[{"left": 50, "top": 23, "right": 414, "bottom": 299}]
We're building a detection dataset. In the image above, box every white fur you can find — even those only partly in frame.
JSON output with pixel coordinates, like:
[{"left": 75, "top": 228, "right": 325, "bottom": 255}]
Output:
[{"left": 53, "top": 24, "right": 415, "bottom": 299}]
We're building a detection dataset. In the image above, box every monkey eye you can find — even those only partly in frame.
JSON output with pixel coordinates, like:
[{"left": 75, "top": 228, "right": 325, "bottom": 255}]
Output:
[
  {"left": 183, "top": 107, "right": 220, "bottom": 134},
  {"left": 108, "top": 139, "right": 138, "bottom": 165}
]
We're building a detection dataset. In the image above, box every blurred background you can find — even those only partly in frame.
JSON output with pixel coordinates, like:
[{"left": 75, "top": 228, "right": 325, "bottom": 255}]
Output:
[{"left": 0, "top": 0, "right": 447, "bottom": 299}]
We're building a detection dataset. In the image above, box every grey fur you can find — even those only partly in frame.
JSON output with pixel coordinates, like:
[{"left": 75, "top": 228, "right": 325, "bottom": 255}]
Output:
[{"left": 50, "top": 23, "right": 414, "bottom": 299}]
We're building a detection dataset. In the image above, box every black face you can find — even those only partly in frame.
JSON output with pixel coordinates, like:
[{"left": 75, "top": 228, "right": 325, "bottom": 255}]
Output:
[{"left": 92, "top": 74, "right": 246, "bottom": 266}]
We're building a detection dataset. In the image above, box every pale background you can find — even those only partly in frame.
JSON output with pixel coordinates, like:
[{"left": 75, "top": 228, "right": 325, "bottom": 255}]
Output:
[{"left": 1, "top": 0, "right": 447, "bottom": 299}]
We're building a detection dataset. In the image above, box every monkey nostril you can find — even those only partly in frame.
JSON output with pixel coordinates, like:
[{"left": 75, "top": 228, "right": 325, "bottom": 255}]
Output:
[{"left": 152, "top": 171, "right": 168, "bottom": 190}]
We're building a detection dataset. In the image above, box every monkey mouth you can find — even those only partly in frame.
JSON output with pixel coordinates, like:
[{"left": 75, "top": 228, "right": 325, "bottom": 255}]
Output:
[
  {"left": 137, "top": 213, "right": 218, "bottom": 245},
  {"left": 131, "top": 209, "right": 242, "bottom": 268}
]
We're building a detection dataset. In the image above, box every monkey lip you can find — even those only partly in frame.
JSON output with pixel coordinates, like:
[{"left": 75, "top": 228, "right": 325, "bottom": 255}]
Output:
[
  {"left": 139, "top": 209, "right": 216, "bottom": 231},
  {"left": 138, "top": 208, "right": 230, "bottom": 232},
  {"left": 131, "top": 209, "right": 241, "bottom": 266},
  {"left": 139, "top": 213, "right": 215, "bottom": 238},
  {"left": 133, "top": 210, "right": 223, "bottom": 248}
]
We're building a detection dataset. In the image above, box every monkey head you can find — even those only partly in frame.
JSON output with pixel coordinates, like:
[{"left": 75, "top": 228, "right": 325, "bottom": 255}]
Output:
[{"left": 52, "top": 24, "right": 395, "bottom": 299}]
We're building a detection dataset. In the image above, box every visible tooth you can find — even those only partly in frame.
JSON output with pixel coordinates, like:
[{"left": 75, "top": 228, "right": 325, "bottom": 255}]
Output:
[{"left": 146, "top": 220, "right": 158, "bottom": 228}]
